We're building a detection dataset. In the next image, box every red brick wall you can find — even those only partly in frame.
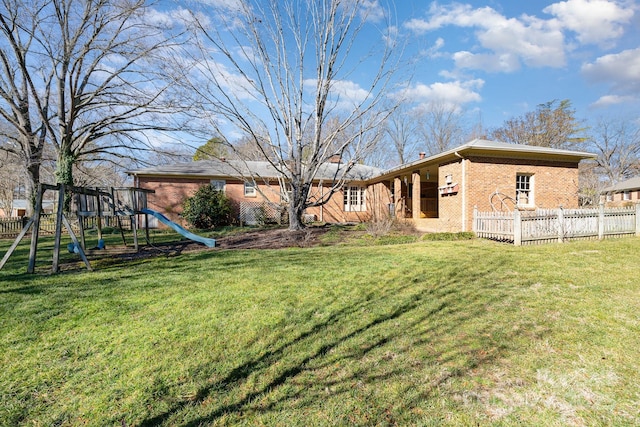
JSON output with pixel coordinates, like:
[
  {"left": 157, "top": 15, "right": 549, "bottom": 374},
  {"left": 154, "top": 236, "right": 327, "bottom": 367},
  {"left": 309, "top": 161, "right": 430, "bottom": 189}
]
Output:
[
  {"left": 366, "top": 181, "right": 393, "bottom": 222},
  {"left": 138, "top": 177, "right": 206, "bottom": 226},
  {"left": 417, "top": 156, "right": 581, "bottom": 232},
  {"left": 305, "top": 182, "right": 373, "bottom": 223},
  {"left": 137, "top": 177, "right": 283, "bottom": 226},
  {"left": 137, "top": 176, "right": 373, "bottom": 226},
  {"left": 464, "top": 156, "right": 580, "bottom": 230},
  {"left": 437, "top": 160, "right": 465, "bottom": 231},
  {"left": 466, "top": 156, "right": 579, "bottom": 206}
]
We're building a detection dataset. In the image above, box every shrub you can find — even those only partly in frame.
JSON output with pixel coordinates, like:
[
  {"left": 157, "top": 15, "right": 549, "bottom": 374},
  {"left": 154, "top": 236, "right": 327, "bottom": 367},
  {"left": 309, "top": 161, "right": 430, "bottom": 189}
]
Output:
[
  {"left": 365, "top": 216, "right": 394, "bottom": 237},
  {"left": 182, "top": 185, "right": 232, "bottom": 229}
]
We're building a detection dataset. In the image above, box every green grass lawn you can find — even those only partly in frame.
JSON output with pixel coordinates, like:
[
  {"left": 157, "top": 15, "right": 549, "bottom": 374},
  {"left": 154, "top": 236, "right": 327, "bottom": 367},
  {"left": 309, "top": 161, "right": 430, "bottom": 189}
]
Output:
[{"left": 1, "top": 232, "right": 639, "bottom": 426}]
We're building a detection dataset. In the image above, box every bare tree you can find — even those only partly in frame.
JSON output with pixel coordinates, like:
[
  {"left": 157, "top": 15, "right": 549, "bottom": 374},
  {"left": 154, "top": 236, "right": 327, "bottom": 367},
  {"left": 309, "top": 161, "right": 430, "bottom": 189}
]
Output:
[
  {"left": 577, "top": 160, "right": 601, "bottom": 207},
  {"left": 381, "top": 102, "right": 419, "bottom": 164},
  {"left": 590, "top": 118, "right": 640, "bottom": 184},
  {"left": 491, "top": 99, "right": 587, "bottom": 149},
  {"left": 0, "top": 2, "right": 50, "bottom": 213},
  {"left": 0, "top": 0, "right": 187, "bottom": 211},
  {"left": 0, "top": 149, "right": 21, "bottom": 215},
  {"left": 416, "top": 101, "right": 466, "bottom": 156},
  {"left": 184, "top": 0, "right": 400, "bottom": 230}
]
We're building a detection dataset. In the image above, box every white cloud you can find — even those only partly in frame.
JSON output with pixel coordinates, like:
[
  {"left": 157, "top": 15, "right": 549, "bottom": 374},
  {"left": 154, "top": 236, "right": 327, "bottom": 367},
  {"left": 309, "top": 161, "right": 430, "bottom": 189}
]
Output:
[
  {"left": 330, "top": 80, "right": 371, "bottom": 108},
  {"left": 453, "top": 51, "right": 521, "bottom": 73},
  {"left": 142, "top": 7, "right": 212, "bottom": 31},
  {"left": 422, "top": 37, "right": 445, "bottom": 58},
  {"left": 194, "top": 0, "right": 243, "bottom": 8},
  {"left": 143, "top": 9, "right": 177, "bottom": 28},
  {"left": 590, "top": 94, "right": 638, "bottom": 108},
  {"left": 190, "top": 58, "right": 258, "bottom": 102},
  {"left": 543, "top": 0, "right": 634, "bottom": 46},
  {"left": 302, "top": 78, "right": 371, "bottom": 110},
  {"left": 582, "top": 47, "right": 640, "bottom": 93},
  {"left": 403, "top": 3, "right": 566, "bottom": 72},
  {"left": 358, "top": 0, "right": 386, "bottom": 23},
  {"left": 405, "top": 3, "right": 506, "bottom": 33},
  {"left": 382, "top": 25, "right": 399, "bottom": 47},
  {"left": 399, "top": 79, "right": 484, "bottom": 111}
]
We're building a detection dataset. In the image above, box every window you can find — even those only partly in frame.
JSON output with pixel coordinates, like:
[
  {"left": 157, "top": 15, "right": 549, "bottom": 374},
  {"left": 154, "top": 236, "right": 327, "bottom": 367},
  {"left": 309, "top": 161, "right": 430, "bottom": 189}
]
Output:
[
  {"left": 516, "top": 174, "right": 534, "bottom": 207},
  {"left": 623, "top": 190, "right": 631, "bottom": 201},
  {"left": 244, "top": 181, "right": 257, "bottom": 197},
  {"left": 210, "top": 180, "right": 226, "bottom": 192},
  {"left": 606, "top": 193, "right": 613, "bottom": 202},
  {"left": 344, "top": 186, "right": 366, "bottom": 212}
]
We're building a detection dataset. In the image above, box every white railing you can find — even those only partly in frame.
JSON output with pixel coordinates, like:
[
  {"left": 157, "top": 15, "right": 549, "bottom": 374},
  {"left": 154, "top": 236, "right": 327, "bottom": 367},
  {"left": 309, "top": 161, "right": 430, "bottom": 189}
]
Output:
[{"left": 473, "top": 204, "right": 639, "bottom": 245}]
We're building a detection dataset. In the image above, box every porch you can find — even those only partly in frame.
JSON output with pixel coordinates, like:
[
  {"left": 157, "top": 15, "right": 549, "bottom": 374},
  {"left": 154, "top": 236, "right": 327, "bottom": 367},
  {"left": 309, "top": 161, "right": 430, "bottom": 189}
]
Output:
[{"left": 391, "top": 165, "right": 440, "bottom": 221}]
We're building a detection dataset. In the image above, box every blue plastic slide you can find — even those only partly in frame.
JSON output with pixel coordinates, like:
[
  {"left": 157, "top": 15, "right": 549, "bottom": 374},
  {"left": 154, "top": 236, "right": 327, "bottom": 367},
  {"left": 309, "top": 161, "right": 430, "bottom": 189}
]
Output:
[{"left": 140, "top": 209, "right": 216, "bottom": 248}]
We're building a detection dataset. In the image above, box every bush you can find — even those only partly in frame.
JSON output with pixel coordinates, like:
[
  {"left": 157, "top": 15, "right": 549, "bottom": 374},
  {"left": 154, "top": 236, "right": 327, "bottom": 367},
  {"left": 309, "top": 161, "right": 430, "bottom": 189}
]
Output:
[{"left": 182, "top": 186, "right": 232, "bottom": 229}]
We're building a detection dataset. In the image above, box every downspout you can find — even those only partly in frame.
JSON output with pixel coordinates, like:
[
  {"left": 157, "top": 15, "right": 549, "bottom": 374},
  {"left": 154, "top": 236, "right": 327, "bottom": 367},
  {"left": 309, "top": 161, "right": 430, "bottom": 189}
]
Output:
[
  {"left": 454, "top": 151, "right": 467, "bottom": 231},
  {"left": 319, "top": 180, "right": 324, "bottom": 222}
]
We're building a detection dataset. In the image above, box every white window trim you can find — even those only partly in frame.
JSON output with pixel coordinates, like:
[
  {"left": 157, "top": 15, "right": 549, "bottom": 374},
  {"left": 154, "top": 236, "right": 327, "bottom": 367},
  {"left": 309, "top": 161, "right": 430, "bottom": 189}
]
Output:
[
  {"left": 623, "top": 190, "right": 631, "bottom": 201},
  {"left": 344, "top": 186, "right": 366, "bottom": 212},
  {"left": 516, "top": 174, "right": 534, "bottom": 208},
  {"left": 244, "top": 181, "right": 257, "bottom": 197}
]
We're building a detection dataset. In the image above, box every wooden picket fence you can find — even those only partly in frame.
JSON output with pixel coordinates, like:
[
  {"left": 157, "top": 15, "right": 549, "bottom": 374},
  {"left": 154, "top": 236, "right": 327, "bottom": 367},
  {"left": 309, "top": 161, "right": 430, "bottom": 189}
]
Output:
[
  {"left": 0, "top": 216, "right": 27, "bottom": 237},
  {"left": 0, "top": 214, "right": 137, "bottom": 238},
  {"left": 0, "top": 214, "right": 62, "bottom": 237},
  {"left": 473, "top": 204, "right": 640, "bottom": 245}
]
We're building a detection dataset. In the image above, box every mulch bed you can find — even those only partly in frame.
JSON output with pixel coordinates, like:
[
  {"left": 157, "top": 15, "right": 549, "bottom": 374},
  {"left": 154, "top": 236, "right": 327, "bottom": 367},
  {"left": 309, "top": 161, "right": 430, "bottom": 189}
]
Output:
[{"left": 102, "top": 225, "right": 349, "bottom": 263}]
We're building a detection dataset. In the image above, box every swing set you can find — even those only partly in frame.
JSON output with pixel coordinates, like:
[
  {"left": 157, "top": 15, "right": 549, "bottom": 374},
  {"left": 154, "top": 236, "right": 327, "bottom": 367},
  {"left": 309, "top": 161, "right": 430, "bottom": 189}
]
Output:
[{"left": 0, "top": 183, "right": 154, "bottom": 273}]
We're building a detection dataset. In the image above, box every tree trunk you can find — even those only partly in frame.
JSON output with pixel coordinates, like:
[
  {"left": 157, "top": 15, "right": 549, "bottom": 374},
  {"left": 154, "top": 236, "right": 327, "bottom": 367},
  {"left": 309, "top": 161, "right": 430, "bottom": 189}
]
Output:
[
  {"left": 55, "top": 151, "right": 75, "bottom": 212},
  {"left": 288, "top": 202, "right": 305, "bottom": 231},
  {"left": 287, "top": 182, "right": 308, "bottom": 231},
  {"left": 55, "top": 150, "right": 75, "bottom": 186},
  {"left": 25, "top": 162, "right": 40, "bottom": 217}
]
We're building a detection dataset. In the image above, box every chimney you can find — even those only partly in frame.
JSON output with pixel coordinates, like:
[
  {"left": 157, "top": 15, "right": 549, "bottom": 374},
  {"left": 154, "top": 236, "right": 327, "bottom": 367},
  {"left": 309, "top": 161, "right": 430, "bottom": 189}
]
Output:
[
  {"left": 329, "top": 154, "right": 342, "bottom": 163},
  {"left": 419, "top": 152, "right": 426, "bottom": 160}
]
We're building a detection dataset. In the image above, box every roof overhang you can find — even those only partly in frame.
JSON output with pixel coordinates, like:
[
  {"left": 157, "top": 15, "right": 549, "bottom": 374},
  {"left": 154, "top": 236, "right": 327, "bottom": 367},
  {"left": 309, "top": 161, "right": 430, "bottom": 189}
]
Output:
[
  {"left": 601, "top": 176, "right": 640, "bottom": 193},
  {"left": 370, "top": 139, "right": 596, "bottom": 183},
  {"left": 127, "top": 159, "right": 380, "bottom": 183}
]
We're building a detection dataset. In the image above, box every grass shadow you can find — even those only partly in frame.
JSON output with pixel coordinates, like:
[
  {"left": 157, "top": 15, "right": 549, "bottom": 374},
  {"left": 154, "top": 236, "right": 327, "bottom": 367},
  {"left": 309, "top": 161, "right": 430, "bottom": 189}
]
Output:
[{"left": 138, "top": 255, "right": 524, "bottom": 426}]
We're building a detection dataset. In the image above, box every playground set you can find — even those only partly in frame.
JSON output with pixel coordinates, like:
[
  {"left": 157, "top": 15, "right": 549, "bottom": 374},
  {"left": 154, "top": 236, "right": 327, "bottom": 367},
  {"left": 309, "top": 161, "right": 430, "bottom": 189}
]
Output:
[{"left": 0, "top": 183, "right": 215, "bottom": 274}]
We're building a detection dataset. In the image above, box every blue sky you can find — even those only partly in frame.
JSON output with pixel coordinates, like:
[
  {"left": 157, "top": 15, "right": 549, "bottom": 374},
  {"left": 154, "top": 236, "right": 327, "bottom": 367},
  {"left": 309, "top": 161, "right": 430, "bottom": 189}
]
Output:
[
  {"left": 152, "top": 0, "right": 639, "bottom": 142},
  {"left": 388, "top": 0, "right": 640, "bottom": 129}
]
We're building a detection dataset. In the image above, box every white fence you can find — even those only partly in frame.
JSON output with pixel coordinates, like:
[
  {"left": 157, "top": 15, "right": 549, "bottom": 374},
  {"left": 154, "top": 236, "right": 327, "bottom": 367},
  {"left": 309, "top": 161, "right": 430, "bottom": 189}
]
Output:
[{"left": 473, "top": 204, "right": 640, "bottom": 245}]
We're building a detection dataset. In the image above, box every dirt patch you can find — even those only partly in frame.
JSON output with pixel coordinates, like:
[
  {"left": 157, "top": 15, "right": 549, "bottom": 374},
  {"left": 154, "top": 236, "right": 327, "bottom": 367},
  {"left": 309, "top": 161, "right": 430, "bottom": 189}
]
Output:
[
  {"left": 215, "top": 226, "right": 337, "bottom": 250},
  {"left": 99, "top": 225, "right": 355, "bottom": 264}
]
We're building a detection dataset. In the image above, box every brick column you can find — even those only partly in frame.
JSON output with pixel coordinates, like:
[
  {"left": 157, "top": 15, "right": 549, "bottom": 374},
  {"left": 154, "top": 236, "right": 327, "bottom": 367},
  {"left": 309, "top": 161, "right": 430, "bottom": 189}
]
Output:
[
  {"left": 412, "top": 170, "right": 421, "bottom": 220},
  {"left": 394, "top": 177, "right": 402, "bottom": 219}
]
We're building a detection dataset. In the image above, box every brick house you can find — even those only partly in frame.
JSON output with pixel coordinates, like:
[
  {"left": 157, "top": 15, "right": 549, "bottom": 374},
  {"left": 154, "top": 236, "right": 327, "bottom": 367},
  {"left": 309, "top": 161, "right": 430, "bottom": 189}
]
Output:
[
  {"left": 128, "top": 139, "right": 594, "bottom": 231},
  {"left": 601, "top": 176, "right": 640, "bottom": 207},
  {"left": 370, "top": 139, "right": 594, "bottom": 232},
  {"left": 128, "top": 158, "right": 380, "bottom": 226}
]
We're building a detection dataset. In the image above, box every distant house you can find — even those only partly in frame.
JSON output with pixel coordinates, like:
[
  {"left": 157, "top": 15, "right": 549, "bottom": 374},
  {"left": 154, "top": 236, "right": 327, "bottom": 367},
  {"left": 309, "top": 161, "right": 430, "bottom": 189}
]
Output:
[
  {"left": 0, "top": 199, "right": 55, "bottom": 217},
  {"left": 601, "top": 176, "right": 640, "bottom": 207},
  {"left": 128, "top": 139, "right": 595, "bottom": 231}
]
